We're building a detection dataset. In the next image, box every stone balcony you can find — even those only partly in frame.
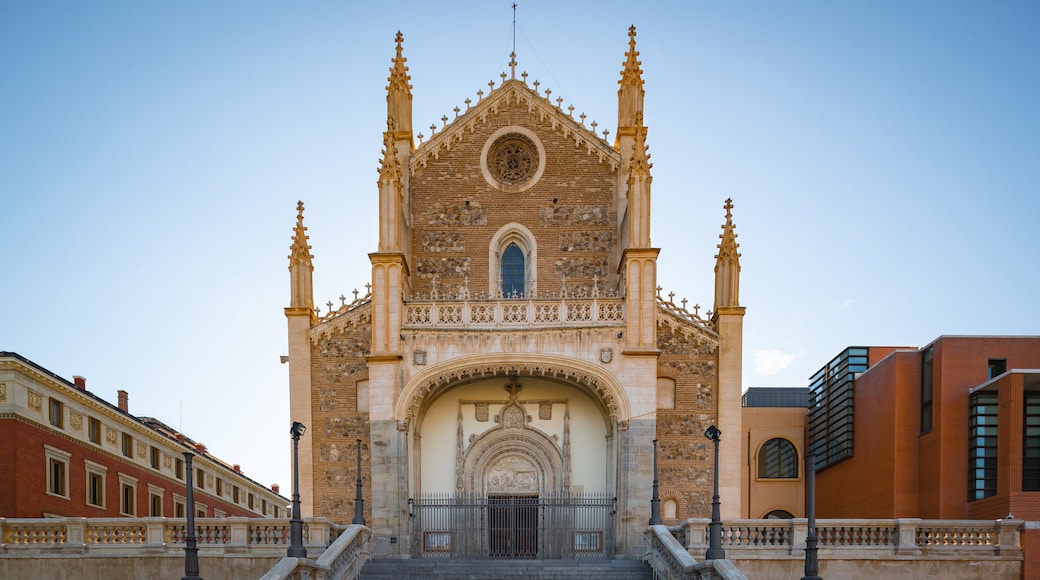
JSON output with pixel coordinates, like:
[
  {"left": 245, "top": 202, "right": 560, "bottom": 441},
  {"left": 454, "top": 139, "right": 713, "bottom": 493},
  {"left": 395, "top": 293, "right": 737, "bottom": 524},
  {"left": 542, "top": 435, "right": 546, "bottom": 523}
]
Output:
[{"left": 402, "top": 296, "right": 625, "bottom": 330}]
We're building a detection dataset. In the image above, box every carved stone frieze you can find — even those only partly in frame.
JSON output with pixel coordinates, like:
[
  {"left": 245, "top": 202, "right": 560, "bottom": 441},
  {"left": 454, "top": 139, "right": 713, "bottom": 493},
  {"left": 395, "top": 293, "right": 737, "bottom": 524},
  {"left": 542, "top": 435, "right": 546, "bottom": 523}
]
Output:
[
  {"left": 69, "top": 410, "right": 83, "bottom": 431},
  {"left": 106, "top": 427, "right": 118, "bottom": 444},
  {"left": 137, "top": 442, "right": 147, "bottom": 458},
  {"left": 28, "top": 389, "right": 42, "bottom": 412},
  {"left": 400, "top": 362, "right": 621, "bottom": 430},
  {"left": 164, "top": 455, "right": 172, "bottom": 469},
  {"left": 0, "top": 383, "right": 6, "bottom": 402}
]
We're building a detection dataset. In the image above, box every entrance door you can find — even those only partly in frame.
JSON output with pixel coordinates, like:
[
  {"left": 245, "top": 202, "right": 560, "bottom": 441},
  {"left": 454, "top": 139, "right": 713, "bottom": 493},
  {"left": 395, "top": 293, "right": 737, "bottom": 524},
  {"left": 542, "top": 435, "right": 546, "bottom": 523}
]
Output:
[{"left": 488, "top": 495, "right": 538, "bottom": 558}]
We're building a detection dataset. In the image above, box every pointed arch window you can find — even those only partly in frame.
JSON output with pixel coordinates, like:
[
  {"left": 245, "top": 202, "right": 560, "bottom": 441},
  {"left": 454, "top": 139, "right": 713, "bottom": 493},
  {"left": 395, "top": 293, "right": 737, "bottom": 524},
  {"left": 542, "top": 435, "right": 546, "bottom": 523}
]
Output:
[
  {"left": 758, "top": 438, "right": 799, "bottom": 479},
  {"left": 489, "top": 223, "right": 537, "bottom": 298},
  {"left": 501, "top": 243, "right": 525, "bottom": 297}
]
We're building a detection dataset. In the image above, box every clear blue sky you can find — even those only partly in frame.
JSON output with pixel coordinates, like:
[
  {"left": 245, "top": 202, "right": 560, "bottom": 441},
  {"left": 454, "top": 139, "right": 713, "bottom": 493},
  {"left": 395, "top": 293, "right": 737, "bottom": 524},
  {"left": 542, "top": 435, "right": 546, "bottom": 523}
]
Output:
[{"left": 3, "top": 1, "right": 1038, "bottom": 492}]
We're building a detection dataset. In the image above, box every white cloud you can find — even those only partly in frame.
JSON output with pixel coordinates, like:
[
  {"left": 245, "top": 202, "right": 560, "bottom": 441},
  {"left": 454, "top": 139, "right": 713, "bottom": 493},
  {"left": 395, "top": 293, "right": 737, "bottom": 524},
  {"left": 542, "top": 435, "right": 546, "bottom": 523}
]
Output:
[
  {"left": 754, "top": 349, "right": 803, "bottom": 376},
  {"left": 839, "top": 298, "right": 857, "bottom": 310}
]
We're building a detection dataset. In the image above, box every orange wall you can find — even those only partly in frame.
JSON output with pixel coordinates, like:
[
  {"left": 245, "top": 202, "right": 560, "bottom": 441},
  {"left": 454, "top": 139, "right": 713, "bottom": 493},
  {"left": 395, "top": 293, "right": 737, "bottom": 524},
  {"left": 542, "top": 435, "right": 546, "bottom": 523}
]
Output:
[{"left": 818, "top": 337, "right": 1040, "bottom": 521}]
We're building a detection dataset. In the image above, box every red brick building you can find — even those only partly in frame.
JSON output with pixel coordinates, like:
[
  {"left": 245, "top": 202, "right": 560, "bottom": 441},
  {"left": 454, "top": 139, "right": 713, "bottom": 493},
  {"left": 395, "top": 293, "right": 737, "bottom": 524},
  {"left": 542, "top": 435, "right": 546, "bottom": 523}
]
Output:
[
  {"left": 807, "top": 337, "right": 1040, "bottom": 578},
  {"left": 0, "top": 351, "right": 287, "bottom": 519}
]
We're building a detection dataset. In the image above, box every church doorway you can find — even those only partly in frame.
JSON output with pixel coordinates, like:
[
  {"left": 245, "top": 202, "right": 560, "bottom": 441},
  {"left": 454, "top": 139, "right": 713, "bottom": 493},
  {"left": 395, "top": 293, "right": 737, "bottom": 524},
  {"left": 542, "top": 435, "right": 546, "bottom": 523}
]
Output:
[{"left": 488, "top": 494, "right": 539, "bottom": 558}]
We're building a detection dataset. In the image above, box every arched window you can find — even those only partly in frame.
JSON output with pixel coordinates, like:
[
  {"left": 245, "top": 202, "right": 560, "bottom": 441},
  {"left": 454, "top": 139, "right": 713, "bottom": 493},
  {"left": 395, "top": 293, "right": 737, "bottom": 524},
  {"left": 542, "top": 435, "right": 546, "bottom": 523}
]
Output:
[
  {"left": 764, "top": 509, "right": 794, "bottom": 519},
  {"left": 758, "top": 438, "right": 799, "bottom": 479},
  {"left": 501, "top": 243, "right": 525, "bottom": 297}
]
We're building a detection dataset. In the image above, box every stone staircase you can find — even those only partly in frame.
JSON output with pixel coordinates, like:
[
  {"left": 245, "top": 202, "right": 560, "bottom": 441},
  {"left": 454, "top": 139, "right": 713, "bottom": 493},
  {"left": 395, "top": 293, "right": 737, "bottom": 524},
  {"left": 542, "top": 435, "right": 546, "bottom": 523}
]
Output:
[{"left": 359, "top": 558, "right": 654, "bottom": 579}]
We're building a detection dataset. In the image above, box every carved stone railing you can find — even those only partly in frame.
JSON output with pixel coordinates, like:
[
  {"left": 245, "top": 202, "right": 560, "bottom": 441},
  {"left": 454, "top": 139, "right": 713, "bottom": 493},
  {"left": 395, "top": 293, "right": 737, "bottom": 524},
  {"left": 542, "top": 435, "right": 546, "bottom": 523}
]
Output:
[
  {"left": 0, "top": 517, "right": 338, "bottom": 555},
  {"left": 645, "top": 525, "right": 748, "bottom": 580},
  {"left": 258, "top": 524, "right": 370, "bottom": 580},
  {"left": 672, "top": 518, "right": 1024, "bottom": 558},
  {"left": 403, "top": 297, "right": 624, "bottom": 329}
]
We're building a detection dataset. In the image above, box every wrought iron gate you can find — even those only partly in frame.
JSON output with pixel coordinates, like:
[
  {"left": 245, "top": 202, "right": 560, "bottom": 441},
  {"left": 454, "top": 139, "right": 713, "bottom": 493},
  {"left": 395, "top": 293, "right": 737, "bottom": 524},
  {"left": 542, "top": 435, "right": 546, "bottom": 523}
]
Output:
[{"left": 410, "top": 492, "right": 616, "bottom": 559}]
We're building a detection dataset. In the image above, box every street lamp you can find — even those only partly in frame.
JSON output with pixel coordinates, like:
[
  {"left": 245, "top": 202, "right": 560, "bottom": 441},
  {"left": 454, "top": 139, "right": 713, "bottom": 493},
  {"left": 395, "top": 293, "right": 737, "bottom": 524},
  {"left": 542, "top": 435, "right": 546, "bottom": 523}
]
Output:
[
  {"left": 181, "top": 451, "right": 203, "bottom": 579},
  {"left": 649, "top": 439, "right": 662, "bottom": 525},
  {"left": 288, "top": 421, "right": 307, "bottom": 558},
  {"left": 704, "top": 424, "right": 726, "bottom": 560},
  {"left": 802, "top": 453, "right": 822, "bottom": 580},
  {"left": 352, "top": 438, "right": 366, "bottom": 525}
]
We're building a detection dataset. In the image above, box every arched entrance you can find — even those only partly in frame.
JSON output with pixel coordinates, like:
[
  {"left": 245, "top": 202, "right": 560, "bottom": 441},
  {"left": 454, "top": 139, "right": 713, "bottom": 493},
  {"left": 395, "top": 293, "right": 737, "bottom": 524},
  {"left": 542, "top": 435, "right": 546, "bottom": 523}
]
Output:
[{"left": 402, "top": 360, "right": 623, "bottom": 559}]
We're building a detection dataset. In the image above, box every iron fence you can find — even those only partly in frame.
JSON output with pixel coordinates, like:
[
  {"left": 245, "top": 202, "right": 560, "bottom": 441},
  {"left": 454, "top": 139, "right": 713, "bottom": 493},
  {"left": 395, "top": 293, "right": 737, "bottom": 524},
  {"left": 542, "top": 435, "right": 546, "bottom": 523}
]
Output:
[{"left": 409, "top": 492, "right": 616, "bottom": 560}]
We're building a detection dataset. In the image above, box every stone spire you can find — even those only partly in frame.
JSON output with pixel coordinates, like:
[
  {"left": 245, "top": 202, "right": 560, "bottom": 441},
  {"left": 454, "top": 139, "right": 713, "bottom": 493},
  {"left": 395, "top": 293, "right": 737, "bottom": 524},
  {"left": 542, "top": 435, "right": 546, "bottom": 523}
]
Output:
[
  {"left": 617, "top": 25, "right": 645, "bottom": 136},
  {"left": 287, "top": 200, "right": 314, "bottom": 311},
  {"left": 626, "top": 112, "right": 652, "bottom": 248},
  {"left": 378, "top": 119, "right": 405, "bottom": 252},
  {"left": 713, "top": 198, "right": 742, "bottom": 311},
  {"left": 386, "top": 31, "right": 413, "bottom": 142}
]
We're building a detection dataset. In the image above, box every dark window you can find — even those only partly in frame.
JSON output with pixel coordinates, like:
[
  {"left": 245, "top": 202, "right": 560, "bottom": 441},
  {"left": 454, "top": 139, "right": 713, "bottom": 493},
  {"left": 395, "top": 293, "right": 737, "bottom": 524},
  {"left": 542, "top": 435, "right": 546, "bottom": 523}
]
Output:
[
  {"left": 196, "top": 508, "right": 206, "bottom": 518},
  {"left": 49, "top": 459, "right": 67, "bottom": 496},
  {"left": 501, "top": 243, "right": 525, "bottom": 297},
  {"left": 1024, "top": 394, "right": 1040, "bottom": 491},
  {"left": 233, "top": 485, "right": 240, "bottom": 503},
  {"left": 174, "top": 500, "right": 185, "bottom": 518},
  {"left": 921, "top": 348, "right": 934, "bottom": 434},
  {"left": 150, "top": 493, "right": 163, "bottom": 517},
  {"left": 88, "top": 473, "right": 104, "bottom": 507},
  {"left": 764, "top": 510, "right": 794, "bottom": 519},
  {"left": 216, "top": 478, "right": 223, "bottom": 496},
  {"left": 248, "top": 493, "right": 255, "bottom": 510},
  {"left": 807, "top": 347, "right": 868, "bottom": 470},
  {"left": 121, "top": 483, "right": 135, "bottom": 515},
  {"left": 150, "top": 447, "right": 160, "bottom": 470},
  {"left": 121, "top": 433, "right": 133, "bottom": 458},
  {"left": 988, "top": 359, "right": 1007, "bottom": 380},
  {"left": 969, "top": 392, "right": 999, "bottom": 501},
  {"left": 758, "top": 438, "right": 799, "bottom": 479},
  {"left": 196, "top": 468, "right": 205, "bottom": 489},
  {"left": 88, "top": 417, "right": 101, "bottom": 444},
  {"left": 175, "top": 458, "right": 184, "bottom": 480}
]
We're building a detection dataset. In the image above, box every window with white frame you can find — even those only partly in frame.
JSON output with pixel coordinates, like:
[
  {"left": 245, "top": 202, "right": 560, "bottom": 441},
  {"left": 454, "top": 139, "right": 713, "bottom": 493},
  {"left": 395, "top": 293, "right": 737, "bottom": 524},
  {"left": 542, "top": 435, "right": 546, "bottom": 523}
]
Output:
[
  {"left": 118, "top": 473, "right": 138, "bottom": 516},
  {"left": 44, "top": 445, "right": 71, "bottom": 499},
  {"left": 85, "top": 459, "right": 108, "bottom": 508},
  {"left": 148, "top": 484, "right": 164, "bottom": 517}
]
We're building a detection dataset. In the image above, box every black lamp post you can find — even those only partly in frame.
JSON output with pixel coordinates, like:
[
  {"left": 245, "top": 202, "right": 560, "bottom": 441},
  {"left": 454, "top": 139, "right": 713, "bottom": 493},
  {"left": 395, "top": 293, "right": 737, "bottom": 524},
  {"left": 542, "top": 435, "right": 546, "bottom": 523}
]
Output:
[
  {"left": 649, "top": 439, "right": 662, "bottom": 525},
  {"left": 352, "top": 438, "right": 366, "bottom": 525},
  {"left": 182, "top": 451, "right": 203, "bottom": 579},
  {"left": 288, "top": 421, "right": 307, "bottom": 558},
  {"left": 802, "top": 453, "right": 822, "bottom": 580},
  {"left": 704, "top": 424, "right": 726, "bottom": 560}
]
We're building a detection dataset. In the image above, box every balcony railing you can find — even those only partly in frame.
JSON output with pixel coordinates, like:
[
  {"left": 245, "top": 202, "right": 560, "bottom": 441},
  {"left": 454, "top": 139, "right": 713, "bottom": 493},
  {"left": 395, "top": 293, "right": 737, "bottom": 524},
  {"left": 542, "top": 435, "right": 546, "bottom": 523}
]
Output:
[{"left": 403, "top": 296, "right": 624, "bottom": 329}]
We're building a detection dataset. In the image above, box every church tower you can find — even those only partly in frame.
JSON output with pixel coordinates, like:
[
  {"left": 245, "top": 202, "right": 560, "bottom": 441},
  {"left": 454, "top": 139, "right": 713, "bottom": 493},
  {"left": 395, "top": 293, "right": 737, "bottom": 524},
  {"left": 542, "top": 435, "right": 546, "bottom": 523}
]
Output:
[{"left": 285, "top": 28, "right": 744, "bottom": 559}]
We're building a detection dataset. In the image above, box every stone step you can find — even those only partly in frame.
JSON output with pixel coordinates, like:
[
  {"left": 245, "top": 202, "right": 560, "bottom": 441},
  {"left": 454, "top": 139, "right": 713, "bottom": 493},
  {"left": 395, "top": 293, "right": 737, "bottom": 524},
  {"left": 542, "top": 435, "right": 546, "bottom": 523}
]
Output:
[{"left": 359, "top": 558, "right": 654, "bottom": 579}]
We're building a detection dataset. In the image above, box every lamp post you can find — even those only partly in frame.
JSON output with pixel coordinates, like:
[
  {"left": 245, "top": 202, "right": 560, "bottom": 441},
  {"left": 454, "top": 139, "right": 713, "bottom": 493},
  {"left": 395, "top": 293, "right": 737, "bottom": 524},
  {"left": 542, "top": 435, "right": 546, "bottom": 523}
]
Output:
[
  {"left": 181, "top": 451, "right": 202, "bottom": 579},
  {"left": 288, "top": 421, "right": 307, "bottom": 558},
  {"left": 352, "top": 438, "right": 366, "bottom": 525},
  {"left": 802, "top": 453, "right": 822, "bottom": 580},
  {"left": 649, "top": 439, "right": 662, "bottom": 525},
  {"left": 704, "top": 424, "right": 726, "bottom": 560}
]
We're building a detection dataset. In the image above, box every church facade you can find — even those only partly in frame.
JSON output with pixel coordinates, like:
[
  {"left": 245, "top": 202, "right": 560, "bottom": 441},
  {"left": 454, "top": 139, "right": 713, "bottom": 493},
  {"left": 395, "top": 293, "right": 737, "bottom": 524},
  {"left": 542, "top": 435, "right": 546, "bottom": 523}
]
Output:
[{"left": 285, "top": 27, "right": 744, "bottom": 558}]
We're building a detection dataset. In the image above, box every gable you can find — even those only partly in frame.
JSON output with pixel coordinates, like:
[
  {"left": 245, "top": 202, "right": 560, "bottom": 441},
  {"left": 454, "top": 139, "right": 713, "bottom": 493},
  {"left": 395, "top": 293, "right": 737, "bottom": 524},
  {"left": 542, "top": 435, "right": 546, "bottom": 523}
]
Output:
[{"left": 406, "top": 82, "right": 623, "bottom": 300}]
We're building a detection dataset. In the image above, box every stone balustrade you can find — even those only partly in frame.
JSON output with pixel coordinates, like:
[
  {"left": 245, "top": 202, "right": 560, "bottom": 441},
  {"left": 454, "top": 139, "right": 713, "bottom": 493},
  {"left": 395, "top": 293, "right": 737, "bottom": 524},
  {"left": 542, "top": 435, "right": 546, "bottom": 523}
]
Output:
[
  {"left": 0, "top": 516, "right": 341, "bottom": 555},
  {"left": 403, "top": 296, "right": 624, "bottom": 329},
  {"left": 260, "top": 524, "right": 370, "bottom": 580},
  {"left": 671, "top": 517, "right": 1023, "bottom": 558}
]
